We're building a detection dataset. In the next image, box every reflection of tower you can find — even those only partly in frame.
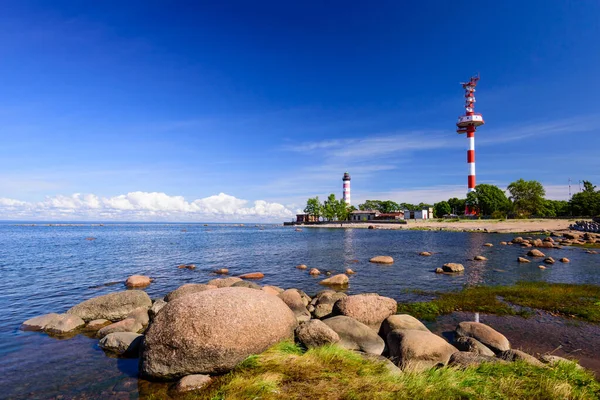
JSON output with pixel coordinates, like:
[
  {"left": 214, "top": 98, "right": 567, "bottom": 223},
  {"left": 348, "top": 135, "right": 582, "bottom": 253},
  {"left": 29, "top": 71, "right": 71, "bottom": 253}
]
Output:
[
  {"left": 456, "top": 76, "right": 485, "bottom": 215},
  {"left": 342, "top": 172, "right": 351, "bottom": 205}
]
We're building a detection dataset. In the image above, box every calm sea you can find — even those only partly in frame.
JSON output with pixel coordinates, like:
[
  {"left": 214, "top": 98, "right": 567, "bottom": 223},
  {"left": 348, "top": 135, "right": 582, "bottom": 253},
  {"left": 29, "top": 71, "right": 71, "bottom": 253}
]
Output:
[{"left": 1, "top": 223, "right": 598, "bottom": 399}]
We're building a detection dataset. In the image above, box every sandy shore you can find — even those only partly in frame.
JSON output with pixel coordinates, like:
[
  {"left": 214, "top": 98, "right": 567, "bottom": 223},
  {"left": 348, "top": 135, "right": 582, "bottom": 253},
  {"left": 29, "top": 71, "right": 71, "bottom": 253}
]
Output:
[{"left": 302, "top": 219, "right": 580, "bottom": 233}]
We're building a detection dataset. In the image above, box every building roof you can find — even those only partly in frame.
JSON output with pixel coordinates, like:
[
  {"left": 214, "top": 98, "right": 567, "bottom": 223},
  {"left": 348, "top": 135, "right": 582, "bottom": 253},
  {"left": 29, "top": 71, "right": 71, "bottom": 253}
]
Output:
[{"left": 350, "top": 210, "right": 378, "bottom": 214}]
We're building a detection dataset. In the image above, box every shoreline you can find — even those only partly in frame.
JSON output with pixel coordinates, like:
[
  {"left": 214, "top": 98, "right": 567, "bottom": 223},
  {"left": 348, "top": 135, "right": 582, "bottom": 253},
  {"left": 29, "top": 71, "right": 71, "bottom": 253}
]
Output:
[{"left": 300, "top": 218, "right": 579, "bottom": 233}]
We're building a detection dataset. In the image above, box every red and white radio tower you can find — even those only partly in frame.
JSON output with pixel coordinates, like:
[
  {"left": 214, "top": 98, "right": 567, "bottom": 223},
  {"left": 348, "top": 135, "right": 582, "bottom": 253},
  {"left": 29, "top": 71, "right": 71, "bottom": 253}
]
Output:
[{"left": 456, "top": 75, "right": 485, "bottom": 215}]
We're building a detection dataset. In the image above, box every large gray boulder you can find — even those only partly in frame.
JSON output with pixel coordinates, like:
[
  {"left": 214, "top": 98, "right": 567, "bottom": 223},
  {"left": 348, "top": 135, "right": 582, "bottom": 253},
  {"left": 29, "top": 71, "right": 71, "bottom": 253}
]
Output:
[
  {"left": 99, "top": 332, "right": 143, "bottom": 356},
  {"left": 164, "top": 284, "right": 217, "bottom": 302},
  {"left": 66, "top": 290, "right": 152, "bottom": 322},
  {"left": 387, "top": 329, "right": 457, "bottom": 371},
  {"left": 322, "top": 316, "right": 385, "bottom": 355},
  {"left": 380, "top": 314, "right": 429, "bottom": 338},
  {"left": 140, "top": 287, "right": 297, "bottom": 379},
  {"left": 21, "top": 313, "right": 61, "bottom": 331},
  {"left": 295, "top": 320, "right": 340, "bottom": 348},
  {"left": 455, "top": 322, "right": 510, "bottom": 354},
  {"left": 333, "top": 294, "right": 397, "bottom": 331},
  {"left": 278, "top": 289, "right": 311, "bottom": 323}
]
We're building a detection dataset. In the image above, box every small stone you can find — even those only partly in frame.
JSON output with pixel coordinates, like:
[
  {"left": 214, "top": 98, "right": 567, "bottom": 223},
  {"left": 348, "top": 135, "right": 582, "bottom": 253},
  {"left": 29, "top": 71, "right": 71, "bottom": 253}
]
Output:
[
  {"left": 517, "top": 257, "right": 531, "bottom": 263},
  {"left": 172, "top": 374, "right": 212, "bottom": 394},
  {"left": 442, "top": 263, "right": 464, "bottom": 273},
  {"left": 238, "top": 272, "right": 264, "bottom": 280},
  {"left": 296, "top": 264, "right": 308, "bottom": 270},
  {"left": 125, "top": 275, "right": 151, "bottom": 288},
  {"left": 473, "top": 256, "right": 487, "bottom": 261},
  {"left": 498, "top": 349, "right": 544, "bottom": 367},
  {"left": 345, "top": 268, "right": 355, "bottom": 274},
  {"left": 295, "top": 320, "right": 340, "bottom": 348},
  {"left": 538, "top": 265, "right": 547, "bottom": 270},
  {"left": 527, "top": 249, "right": 545, "bottom": 257},
  {"left": 369, "top": 256, "right": 394, "bottom": 264},
  {"left": 419, "top": 252, "right": 432, "bottom": 256},
  {"left": 309, "top": 268, "right": 321, "bottom": 275},
  {"left": 544, "top": 257, "right": 555, "bottom": 265},
  {"left": 177, "top": 264, "right": 196, "bottom": 270},
  {"left": 559, "top": 258, "right": 570, "bottom": 263},
  {"left": 484, "top": 243, "right": 493, "bottom": 247},
  {"left": 319, "top": 274, "right": 349, "bottom": 286},
  {"left": 97, "top": 318, "right": 142, "bottom": 338},
  {"left": 165, "top": 284, "right": 217, "bottom": 302},
  {"left": 499, "top": 242, "right": 507, "bottom": 245},
  {"left": 435, "top": 268, "right": 444, "bottom": 274},
  {"left": 214, "top": 268, "right": 229, "bottom": 275},
  {"left": 99, "top": 332, "right": 143, "bottom": 356}
]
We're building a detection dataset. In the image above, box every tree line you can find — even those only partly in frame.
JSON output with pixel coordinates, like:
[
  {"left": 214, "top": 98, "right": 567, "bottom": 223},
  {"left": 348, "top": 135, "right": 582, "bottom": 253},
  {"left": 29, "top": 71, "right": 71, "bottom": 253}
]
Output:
[{"left": 303, "top": 179, "right": 600, "bottom": 220}]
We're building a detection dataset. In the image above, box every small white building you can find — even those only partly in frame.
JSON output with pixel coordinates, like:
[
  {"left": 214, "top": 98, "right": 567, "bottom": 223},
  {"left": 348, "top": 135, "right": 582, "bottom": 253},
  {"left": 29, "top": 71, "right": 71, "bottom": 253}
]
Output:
[
  {"left": 349, "top": 210, "right": 379, "bottom": 221},
  {"left": 404, "top": 208, "right": 434, "bottom": 220}
]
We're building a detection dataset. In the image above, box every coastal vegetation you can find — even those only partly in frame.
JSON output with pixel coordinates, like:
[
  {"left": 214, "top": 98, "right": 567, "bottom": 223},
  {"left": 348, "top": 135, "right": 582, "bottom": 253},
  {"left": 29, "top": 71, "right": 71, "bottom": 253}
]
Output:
[
  {"left": 397, "top": 282, "right": 600, "bottom": 322},
  {"left": 149, "top": 341, "right": 600, "bottom": 400}
]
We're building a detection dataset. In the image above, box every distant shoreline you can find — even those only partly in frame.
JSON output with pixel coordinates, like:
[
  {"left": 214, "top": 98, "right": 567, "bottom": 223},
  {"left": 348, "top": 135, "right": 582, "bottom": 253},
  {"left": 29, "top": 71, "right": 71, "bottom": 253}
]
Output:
[{"left": 299, "top": 219, "right": 582, "bottom": 233}]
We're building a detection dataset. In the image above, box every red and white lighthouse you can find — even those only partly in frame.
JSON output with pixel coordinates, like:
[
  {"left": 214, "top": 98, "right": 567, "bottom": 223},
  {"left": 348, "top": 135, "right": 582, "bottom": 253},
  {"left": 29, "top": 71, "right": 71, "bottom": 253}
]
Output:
[
  {"left": 342, "top": 172, "right": 351, "bottom": 205},
  {"left": 456, "top": 76, "right": 485, "bottom": 214}
]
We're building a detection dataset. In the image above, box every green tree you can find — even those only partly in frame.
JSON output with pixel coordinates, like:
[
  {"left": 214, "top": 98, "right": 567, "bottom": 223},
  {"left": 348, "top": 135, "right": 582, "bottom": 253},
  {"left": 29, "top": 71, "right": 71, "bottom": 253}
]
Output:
[
  {"left": 335, "top": 200, "right": 350, "bottom": 221},
  {"left": 507, "top": 179, "right": 546, "bottom": 217},
  {"left": 304, "top": 197, "right": 323, "bottom": 220},
  {"left": 358, "top": 200, "right": 382, "bottom": 211},
  {"left": 433, "top": 201, "right": 452, "bottom": 217},
  {"left": 358, "top": 200, "right": 401, "bottom": 213},
  {"left": 400, "top": 202, "right": 416, "bottom": 211},
  {"left": 465, "top": 184, "right": 511, "bottom": 216},
  {"left": 323, "top": 194, "right": 341, "bottom": 221},
  {"left": 570, "top": 181, "right": 600, "bottom": 216},
  {"left": 447, "top": 198, "right": 466, "bottom": 215}
]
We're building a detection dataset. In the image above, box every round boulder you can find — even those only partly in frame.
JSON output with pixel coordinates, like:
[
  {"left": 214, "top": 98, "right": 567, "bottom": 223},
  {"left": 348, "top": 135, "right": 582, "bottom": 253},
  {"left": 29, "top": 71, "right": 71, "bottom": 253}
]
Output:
[
  {"left": 387, "top": 329, "right": 457, "bottom": 371},
  {"left": 140, "top": 287, "right": 297, "bottom": 379},
  {"left": 44, "top": 314, "right": 85, "bottom": 334},
  {"left": 296, "top": 264, "right": 308, "bottom": 270},
  {"left": 448, "top": 351, "right": 502, "bottom": 368},
  {"left": 442, "top": 263, "right": 464, "bottom": 273},
  {"left": 165, "top": 284, "right": 217, "bottom": 302},
  {"left": 309, "top": 268, "right": 321, "bottom": 276},
  {"left": 333, "top": 294, "right": 397, "bottom": 331},
  {"left": 238, "top": 272, "right": 264, "bottom": 280},
  {"left": 207, "top": 277, "right": 242, "bottom": 288},
  {"left": 319, "top": 274, "right": 349, "bottom": 286},
  {"left": 97, "top": 318, "right": 143, "bottom": 338},
  {"left": 67, "top": 290, "right": 152, "bottom": 322},
  {"left": 99, "top": 332, "right": 143, "bottom": 356},
  {"left": 380, "top": 314, "right": 429, "bottom": 338},
  {"left": 453, "top": 336, "right": 495, "bottom": 357},
  {"left": 278, "top": 289, "right": 311, "bottom": 323},
  {"left": 295, "top": 320, "right": 340, "bottom": 348},
  {"left": 214, "top": 268, "right": 229, "bottom": 275},
  {"left": 560, "top": 257, "right": 570, "bottom": 263},
  {"left": 473, "top": 256, "right": 487, "bottom": 261},
  {"left": 455, "top": 321, "right": 510, "bottom": 354},
  {"left": 322, "top": 316, "right": 385, "bottom": 355},
  {"left": 125, "top": 275, "right": 152, "bottom": 288},
  {"left": 527, "top": 249, "right": 545, "bottom": 257},
  {"left": 172, "top": 374, "right": 212, "bottom": 394},
  {"left": 369, "top": 256, "right": 394, "bottom": 264},
  {"left": 262, "top": 285, "right": 284, "bottom": 296}
]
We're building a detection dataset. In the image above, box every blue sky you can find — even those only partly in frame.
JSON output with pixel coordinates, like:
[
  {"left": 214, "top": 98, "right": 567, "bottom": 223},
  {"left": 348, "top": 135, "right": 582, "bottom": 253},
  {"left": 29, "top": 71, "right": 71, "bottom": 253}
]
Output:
[{"left": 0, "top": 0, "right": 599, "bottom": 221}]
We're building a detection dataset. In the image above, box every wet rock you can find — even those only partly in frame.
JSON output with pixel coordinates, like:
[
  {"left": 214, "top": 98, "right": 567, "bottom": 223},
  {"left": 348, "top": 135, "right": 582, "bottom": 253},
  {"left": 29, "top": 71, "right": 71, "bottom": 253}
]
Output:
[
  {"left": 484, "top": 243, "right": 493, "bottom": 247},
  {"left": 541, "top": 242, "right": 555, "bottom": 248},
  {"left": 474, "top": 256, "right": 487, "bottom": 261},
  {"left": 380, "top": 314, "right": 429, "bottom": 338},
  {"left": 206, "top": 277, "right": 242, "bottom": 288},
  {"left": 67, "top": 290, "right": 152, "bottom": 322},
  {"left": 511, "top": 237, "right": 524, "bottom": 244},
  {"left": 125, "top": 275, "right": 152, "bottom": 288},
  {"left": 448, "top": 351, "right": 502, "bottom": 368},
  {"left": 178, "top": 264, "right": 196, "bottom": 270},
  {"left": 453, "top": 336, "right": 495, "bottom": 357},
  {"left": 435, "top": 268, "right": 444, "bottom": 274},
  {"left": 45, "top": 314, "right": 85, "bottom": 334},
  {"left": 387, "top": 329, "right": 457, "bottom": 371},
  {"left": 517, "top": 257, "right": 531, "bottom": 263},
  {"left": 368, "top": 225, "right": 375, "bottom": 229},
  {"left": 278, "top": 289, "right": 311, "bottom": 323},
  {"left": 527, "top": 249, "right": 545, "bottom": 257},
  {"left": 538, "top": 265, "right": 547, "bottom": 270},
  {"left": 560, "top": 257, "right": 570, "bottom": 263},
  {"left": 320, "top": 274, "right": 349, "bottom": 286},
  {"left": 369, "top": 256, "right": 394, "bottom": 264},
  {"left": 97, "top": 318, "right": 143, "bottom": 338},
  {"left": 86, "top": 319, "right": 111, "bottom": 331},
  {"left": 532, "top": 239, "right": 543, "bottom": 247},
  {"left": 498, "top": 349, "right": 544, "bottom": 367},
  {"left": 521, "top": 243, "right": 532, "bottom": 248},
  {"left": 309, "top": 268, "right": 321, "bottom": 275},
  {"left": 295, "top": 320, "right": 340, "bottom": 348},
  {"left": 262, "top": 285, "right": 284, "bottom": 296},
  {"left": 140, "top": 287, "right": 297, "bottom": 379},
  {"left": 500, "top": 242, "right": 507, "bottom": 245},
  {"left": 455, "top": 322, "right": 510, "bottom": 354},
  {"left": 322, "top": 316, "right": 385, "bottom": 355},
  {"left": 295, "top": 264, "right": 308, "bottom": 270},
  {"left": 149, "top": 299, "right": 167, "bottom": 320},
  {"left": 21, "top": 313, "right": 61, "bottom": 331},
  {"left": 544, "top": 257, "right": 555, "bottom": 265},
  {"left": 214, "top": 268, "right": 229, "bottom": 275},
  {"left": 171, "top": 374, "right": 212, "bottom": 394},
  {"left": 165, "top": 284, "right": 218, "bottom": 302},
  {"left": 231, "top": 280, "right": 262, "bottom": 290},
  {"left": 333, "top": 294, "right": 396, "bottom": 331},
  {"left": 239, "top": 272, "right": 264, "bottom": 280},
  {"left": 99, "top": 332, "right": 143, "bottom": 356},
  {"left": 442, "top": 263, "right": 464, "bottom": 273},
  {"left": 345, "top": 268, "right": 355, "bottom": 274},
  {"left": 419, "top": 252, "right": 432, "bottom": 256}
]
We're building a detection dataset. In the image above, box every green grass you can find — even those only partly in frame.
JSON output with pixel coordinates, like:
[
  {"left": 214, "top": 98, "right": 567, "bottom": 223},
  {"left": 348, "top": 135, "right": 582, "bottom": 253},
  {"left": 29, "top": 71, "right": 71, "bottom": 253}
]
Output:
[
  {"left": 159, "top": 341, "right": 599, "bottom": 399},
  {"left": 397, "top": 282, "right": 600, "bottom": 322}
]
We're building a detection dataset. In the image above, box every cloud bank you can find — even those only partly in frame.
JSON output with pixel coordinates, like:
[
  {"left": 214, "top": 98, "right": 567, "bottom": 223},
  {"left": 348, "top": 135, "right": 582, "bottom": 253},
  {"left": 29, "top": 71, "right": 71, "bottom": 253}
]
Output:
[{"left": 0, "top": 192, "right": 294, "bottom": 222}]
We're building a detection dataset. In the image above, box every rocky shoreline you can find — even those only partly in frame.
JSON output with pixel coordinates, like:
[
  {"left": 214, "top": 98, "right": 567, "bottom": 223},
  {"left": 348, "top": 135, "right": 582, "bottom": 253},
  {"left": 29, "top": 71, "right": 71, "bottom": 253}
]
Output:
[{"left": 21, "top": 247, "right": 596, "bottom": 397}]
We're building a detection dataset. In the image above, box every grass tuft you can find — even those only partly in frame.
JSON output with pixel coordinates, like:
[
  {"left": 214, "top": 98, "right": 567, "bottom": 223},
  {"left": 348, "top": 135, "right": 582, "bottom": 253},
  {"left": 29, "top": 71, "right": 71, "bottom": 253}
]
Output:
[{"left": 397, "top": 281, "right": 600, "bottom": 322}]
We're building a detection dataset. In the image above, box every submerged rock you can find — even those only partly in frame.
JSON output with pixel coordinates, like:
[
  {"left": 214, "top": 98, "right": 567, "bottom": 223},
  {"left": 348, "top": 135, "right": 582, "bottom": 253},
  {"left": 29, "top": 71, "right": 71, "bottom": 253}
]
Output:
[
  {"left": 239, "top": 272, "right": 264, "bottom": 280},
  {"left": 309, "top": 268, "right": 321, "bottom": 275},
  {"left": 214, "top": 268, "right": 229, "bottom": 275},
  {"left": 319, "top": 274, "right": 349, "bottom": 286},
  {"left": 527, "top": 249, "right": 545, "bottom": 257},
  {"left": 172, "top": 374, "right": 212, "bottom": 394},
  {"left": 295, "top": 264, "right": 308, "bottom": 270},
  {"left": 125, "top": 275, "right": 152, "bottom": 288},
  {"left": 322, "top": 316, "right": 385, "bottom": 355},
  {"left": 369, "top": 256, "right": 394, "bottom": 264},
  {"left": 140, "top": 287, "right": 297, "bottom": 379},
  {"left": 67, "top": 290, "right": 152, "bottom": 322}
]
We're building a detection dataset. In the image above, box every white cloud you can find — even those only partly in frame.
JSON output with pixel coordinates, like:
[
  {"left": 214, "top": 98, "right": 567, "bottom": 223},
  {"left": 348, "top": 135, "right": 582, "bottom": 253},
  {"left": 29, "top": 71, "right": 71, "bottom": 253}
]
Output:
[{"left": 0, "top": 192, "right": 294, "bottom": 222}]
